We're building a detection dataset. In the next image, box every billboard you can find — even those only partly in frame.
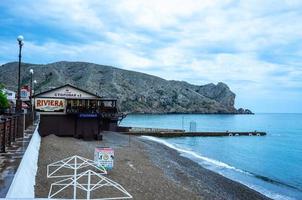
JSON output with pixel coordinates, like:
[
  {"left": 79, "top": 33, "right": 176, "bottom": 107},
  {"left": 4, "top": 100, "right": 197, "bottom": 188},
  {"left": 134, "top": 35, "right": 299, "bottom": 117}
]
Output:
[{"left": 35, "top": 98, "right": 65, "bottom": 112}]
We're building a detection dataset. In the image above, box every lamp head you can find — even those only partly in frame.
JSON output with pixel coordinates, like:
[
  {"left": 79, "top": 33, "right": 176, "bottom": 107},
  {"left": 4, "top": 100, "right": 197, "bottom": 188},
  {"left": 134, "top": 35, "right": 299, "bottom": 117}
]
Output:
[
  {"left": 30, "top": 69, "right": 34, "bottom": 74},
  {"left": 17, "top": 35, "right": 24, "bottom": 42}
]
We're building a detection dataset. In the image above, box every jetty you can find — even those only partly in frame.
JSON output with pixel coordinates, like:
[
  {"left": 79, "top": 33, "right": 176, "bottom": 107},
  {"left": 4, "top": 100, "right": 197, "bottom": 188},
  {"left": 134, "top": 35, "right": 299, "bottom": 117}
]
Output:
[{"left": 119, "top": 127, "right": 266, "bottom": 137}]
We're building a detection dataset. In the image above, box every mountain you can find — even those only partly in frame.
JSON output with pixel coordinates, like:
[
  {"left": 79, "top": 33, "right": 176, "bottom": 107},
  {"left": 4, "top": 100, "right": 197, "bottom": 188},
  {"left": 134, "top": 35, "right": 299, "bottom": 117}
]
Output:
[{"left": 0, "top": 61, "right": 252, "bottom": 114}]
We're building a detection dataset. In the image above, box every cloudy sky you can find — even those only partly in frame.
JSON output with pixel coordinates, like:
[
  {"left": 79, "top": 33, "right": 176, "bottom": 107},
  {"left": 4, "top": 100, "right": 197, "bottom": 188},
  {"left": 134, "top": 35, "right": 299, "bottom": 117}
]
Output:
[{"left": 0, "top": 0, "right": 301, "bottom": 113}]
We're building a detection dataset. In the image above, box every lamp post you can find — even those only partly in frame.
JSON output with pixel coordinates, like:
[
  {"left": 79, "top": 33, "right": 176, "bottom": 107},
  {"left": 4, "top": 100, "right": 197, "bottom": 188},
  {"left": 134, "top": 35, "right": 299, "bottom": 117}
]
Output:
[
  {"left": 29, "top": 69, "right": 33, "bottom": 104},
  {"left": 29, "top": 69, "right": 34, "bottom": 123},
  {"left": 33, "top": 80, "right": 37, "bottom": 123},
  {"left": 33, "top": 80, "right": 37, "bottom": 95},
  {"left": 33, "top": 80, "right": 37, "bottom": 106},
  {"left": 16, "top": 35, "right": 24, "bottom": 113}
]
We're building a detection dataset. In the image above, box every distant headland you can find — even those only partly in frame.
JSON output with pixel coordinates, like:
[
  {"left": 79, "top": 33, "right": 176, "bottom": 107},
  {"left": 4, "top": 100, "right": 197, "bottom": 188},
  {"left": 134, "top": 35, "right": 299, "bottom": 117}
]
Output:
[{"left": 0, "top": 61, "right": 253, "bottom": 114}]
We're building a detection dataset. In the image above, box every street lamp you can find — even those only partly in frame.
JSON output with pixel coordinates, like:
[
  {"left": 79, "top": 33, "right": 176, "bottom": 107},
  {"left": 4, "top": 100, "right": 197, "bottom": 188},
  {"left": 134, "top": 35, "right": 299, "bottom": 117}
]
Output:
[
  {"left": 33, "top": 80, "right": 37, "bottom": 95},
  {"left": 29, "top": 69, "right": 34, "bottom": 114},
  {"left": 32, "top": 79, "right": 37, "bottom": 124},
  {"left": 16, "top": 35, "right": 24, "bottom": 113},
  {"left": 29, "top": 69, "right": 34, "bottom": 103}
]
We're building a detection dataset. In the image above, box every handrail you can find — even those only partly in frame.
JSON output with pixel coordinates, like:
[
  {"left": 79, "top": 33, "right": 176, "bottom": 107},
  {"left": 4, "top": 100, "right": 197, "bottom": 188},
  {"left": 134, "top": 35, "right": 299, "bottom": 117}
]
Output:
[{"left": 0, "top": 114, "right": 30, "bottom": 153}]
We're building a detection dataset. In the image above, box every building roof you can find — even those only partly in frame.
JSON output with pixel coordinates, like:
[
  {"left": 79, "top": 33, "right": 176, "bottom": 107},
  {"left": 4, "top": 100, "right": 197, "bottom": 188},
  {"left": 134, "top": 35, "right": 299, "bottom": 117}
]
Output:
[{"left": 34, "top": 84, "right": 117, "bottom": 100}]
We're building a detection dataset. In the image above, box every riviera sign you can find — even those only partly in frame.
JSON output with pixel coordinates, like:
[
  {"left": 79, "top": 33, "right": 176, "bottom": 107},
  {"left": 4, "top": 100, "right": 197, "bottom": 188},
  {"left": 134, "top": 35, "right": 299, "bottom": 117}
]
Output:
[{"left": 35, "top": 98, "right": 65, "bottom": 112}]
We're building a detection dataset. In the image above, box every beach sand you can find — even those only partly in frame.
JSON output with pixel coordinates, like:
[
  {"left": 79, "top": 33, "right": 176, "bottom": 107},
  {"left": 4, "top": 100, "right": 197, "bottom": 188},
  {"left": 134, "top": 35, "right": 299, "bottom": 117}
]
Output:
[{"left": 35, "top": 132, "right": 270, "bottom": 200}]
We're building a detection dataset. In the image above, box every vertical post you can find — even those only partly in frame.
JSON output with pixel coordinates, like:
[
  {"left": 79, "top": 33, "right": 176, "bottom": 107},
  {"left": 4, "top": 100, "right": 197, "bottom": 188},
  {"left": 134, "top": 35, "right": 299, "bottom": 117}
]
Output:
[
  {"left": 7, "top": 118, "right": 11, "bottom": 147},
  {"left": 16, "top": 115, "right": 19, "bottom": 138},
  {"left": 30, "top": 73, "right": 33, "bottom": 103},
  {"left": 0, "top": 121, "right": 4, "bottom": 153},
  {"left": 33, "top": 80, "right": 36, "bottom": 123},
  {"left": 23, "top": 113, "right": 25, "bottom": 133},
  {"left": 29, "top": 70, "right": 34, "bottom": 125},
  {"left": 87, "top": 171, "right": 91, "bottom": 200},
  {"left": 32, "top": 98, "right": 35, "bottom": 125},
  {"left": 12, "top": 116, "right": 16, "bottom": 142},
  {"left": 1, "top": 119, "right": 6, "bottom": 153},
  {"left": 30, "top": 73, "right": 33, "bottom": 125},
  {"left": 16, "top": 114, "right": 24, "bottom": 138},
  {"left": 73, "top": 156, "right": 77, "bottom": 200},
  {"left": 16, "top": 43, "right": 22, "bottom": 113}
]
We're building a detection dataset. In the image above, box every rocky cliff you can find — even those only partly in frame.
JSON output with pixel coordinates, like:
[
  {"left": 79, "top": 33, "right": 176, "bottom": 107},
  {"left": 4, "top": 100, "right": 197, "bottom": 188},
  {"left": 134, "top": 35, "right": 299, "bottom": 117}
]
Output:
[{"left": 0, "top": 61, "right": 252, "bottom": 114}]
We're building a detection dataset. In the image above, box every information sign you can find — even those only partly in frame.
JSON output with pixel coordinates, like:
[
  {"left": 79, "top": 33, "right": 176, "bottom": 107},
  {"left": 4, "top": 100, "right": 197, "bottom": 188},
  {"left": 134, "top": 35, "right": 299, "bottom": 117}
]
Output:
[{"left": 94, "top": 147, "right": 114, "bottom": 170}]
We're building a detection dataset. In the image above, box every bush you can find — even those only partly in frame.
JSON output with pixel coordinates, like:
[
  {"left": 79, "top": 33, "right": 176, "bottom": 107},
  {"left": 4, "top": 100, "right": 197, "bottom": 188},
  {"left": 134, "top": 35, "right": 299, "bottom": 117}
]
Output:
[{"left": 0, "top": 84, "right": 9, "bottom": 110}]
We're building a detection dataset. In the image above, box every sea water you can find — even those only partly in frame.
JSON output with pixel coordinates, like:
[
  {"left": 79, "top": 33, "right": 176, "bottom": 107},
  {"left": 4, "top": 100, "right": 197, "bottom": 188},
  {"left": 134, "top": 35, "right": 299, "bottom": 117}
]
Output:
[{"left": 120, "top": 114, "right": 302, "bottom": 200}]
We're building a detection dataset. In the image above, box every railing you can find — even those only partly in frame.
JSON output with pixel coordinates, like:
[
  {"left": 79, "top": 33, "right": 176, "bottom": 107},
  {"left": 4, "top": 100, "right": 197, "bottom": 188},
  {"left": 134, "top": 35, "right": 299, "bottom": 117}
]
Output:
[
  {"left": 0, "top": 113, "right": 34, "bottom": 153},
  {"left": 0, "top": 116, "right": 17, "bottom": 153},
  {"left": 66, "top": 106, "right": 118, "bottom": 114}
]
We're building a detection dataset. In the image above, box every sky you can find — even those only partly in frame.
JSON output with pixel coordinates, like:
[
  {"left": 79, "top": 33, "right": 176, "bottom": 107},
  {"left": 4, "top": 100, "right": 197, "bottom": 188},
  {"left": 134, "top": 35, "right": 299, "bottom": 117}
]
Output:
[{"left": 0, "top": 0, "right": 301, "bottom": 113}]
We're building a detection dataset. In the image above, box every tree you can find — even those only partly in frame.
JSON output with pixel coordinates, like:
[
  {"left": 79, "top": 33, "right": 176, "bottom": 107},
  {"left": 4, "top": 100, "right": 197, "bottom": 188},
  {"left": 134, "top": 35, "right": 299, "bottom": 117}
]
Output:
[{"left": 0, "top": 83, "right": 9, "bottom": 110}]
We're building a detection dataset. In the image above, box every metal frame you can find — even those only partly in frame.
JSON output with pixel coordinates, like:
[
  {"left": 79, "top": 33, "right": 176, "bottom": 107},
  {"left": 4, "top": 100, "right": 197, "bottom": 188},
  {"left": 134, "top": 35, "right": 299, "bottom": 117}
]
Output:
[
  {"left": 47, "top": 155, "right": 132, "bottom": 199},
  {"left": 47, "top": 155, "right": 107, "bottom": 178},
  {"left": 48, "top": 170, "right": 133, "bottom": 199},
  {"left": 47, "top": 155, "right": 107, "bottom": 199}
]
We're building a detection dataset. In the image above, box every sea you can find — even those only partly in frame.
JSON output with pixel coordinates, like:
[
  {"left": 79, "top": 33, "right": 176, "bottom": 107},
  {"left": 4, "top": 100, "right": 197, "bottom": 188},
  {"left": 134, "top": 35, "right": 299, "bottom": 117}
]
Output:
[{"left": 120, "top": 113, "right": 302, "bottom": 200}]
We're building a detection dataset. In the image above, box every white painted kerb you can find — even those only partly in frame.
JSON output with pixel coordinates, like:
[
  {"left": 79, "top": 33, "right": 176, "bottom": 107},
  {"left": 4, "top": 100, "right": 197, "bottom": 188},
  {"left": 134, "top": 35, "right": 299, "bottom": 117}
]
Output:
[{"left": 6, "top": 124, "right": 41, "bottom": 199}]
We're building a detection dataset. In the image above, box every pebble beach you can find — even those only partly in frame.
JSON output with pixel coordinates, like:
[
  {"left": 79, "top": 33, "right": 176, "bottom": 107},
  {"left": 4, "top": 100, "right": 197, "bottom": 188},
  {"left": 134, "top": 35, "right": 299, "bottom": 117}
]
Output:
[{"left": 35, "top": 132, "right": 270, "bottom": 200}]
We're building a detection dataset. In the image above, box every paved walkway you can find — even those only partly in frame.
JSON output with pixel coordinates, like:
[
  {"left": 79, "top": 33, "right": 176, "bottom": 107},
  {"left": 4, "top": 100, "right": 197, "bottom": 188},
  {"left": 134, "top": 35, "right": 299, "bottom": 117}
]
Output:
[{"left": 0, "top": 123, "right": 37, "bottom": 198}]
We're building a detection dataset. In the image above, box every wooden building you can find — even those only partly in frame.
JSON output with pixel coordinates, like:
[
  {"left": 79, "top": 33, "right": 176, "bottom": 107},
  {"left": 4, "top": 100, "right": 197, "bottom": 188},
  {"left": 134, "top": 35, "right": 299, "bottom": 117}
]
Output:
[{"left": 34, "top": 84, "right": 123, "bottom": 140}]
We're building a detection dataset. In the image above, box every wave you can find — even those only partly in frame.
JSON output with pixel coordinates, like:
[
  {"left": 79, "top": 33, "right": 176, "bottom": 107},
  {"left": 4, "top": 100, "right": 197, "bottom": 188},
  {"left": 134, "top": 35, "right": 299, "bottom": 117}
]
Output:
[
  {"left": 250, "top": 173, "right": 301, "bottom": 192},
  {"left": 142, "top": 136, "right": 296, "bottom": 200}
]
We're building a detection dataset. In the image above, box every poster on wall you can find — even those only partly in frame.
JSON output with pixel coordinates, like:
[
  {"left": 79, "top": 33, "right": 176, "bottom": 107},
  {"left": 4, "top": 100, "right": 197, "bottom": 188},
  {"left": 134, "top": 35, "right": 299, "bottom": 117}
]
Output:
[
  {"left": 35, "top": 98, "right": 65, "bottom": 112},
  {"left": 94, "top": 147, "right": 114, "bottom": 170}
]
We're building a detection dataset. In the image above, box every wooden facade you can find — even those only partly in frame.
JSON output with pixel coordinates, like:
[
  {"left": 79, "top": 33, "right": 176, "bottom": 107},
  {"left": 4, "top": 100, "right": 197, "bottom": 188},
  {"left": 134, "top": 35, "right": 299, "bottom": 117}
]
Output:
[{"left": 34, "top": 84, "right": 123, "bottom": 140}]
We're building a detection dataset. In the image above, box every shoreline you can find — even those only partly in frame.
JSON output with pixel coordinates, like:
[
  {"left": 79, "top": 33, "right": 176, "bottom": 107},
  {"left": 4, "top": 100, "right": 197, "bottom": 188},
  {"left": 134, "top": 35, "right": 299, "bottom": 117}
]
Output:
[
  {"left": 35, "top": 132, "right": 269, "bottom": 199},
  {"left": 139, "top": 136, "right": 270, "bottom": 200},
  {"left": 125, "top": 112, "right": 254, "bottom": 115}
]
